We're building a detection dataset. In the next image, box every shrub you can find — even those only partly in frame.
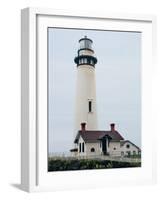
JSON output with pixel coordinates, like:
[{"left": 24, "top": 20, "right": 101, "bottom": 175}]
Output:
[{"left": 48, "top": 158, "right": 141, "bottom": 172}]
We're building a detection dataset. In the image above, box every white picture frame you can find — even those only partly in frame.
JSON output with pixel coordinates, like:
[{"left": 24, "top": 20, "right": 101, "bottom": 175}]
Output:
[{"left": 21, "top": 7, "right": 156, "bottom": 192}]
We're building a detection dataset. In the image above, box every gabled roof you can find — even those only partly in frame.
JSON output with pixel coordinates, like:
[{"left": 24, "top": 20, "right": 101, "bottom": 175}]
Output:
[
  {"left": 120, "top": 140, "right": 141, "bottom": 151},
  {"left": 74, "top": 130, "right": 124, "bottom": 143}
]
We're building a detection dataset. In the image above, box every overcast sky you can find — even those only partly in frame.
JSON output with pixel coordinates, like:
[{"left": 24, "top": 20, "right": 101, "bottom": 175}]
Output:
[{"left": 48, "top": 28, "right": 141, "bottom": 154}]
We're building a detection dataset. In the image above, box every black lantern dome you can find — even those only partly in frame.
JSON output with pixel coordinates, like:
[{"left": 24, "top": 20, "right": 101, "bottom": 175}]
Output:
[{"left": 74, "top": 36, "right": 97, "bottom": 67}]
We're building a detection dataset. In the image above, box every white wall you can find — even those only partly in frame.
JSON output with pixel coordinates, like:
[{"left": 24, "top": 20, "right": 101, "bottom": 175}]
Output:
[
  {"left": 75, "top": 64, "right": 97, "bottom": 134},
  {"left": 77, "top": 136, "right": 101, "bottom": 156},
  {"left": 77, "top": 135, "right": 86, "bottom": 156},
  {"left": 120, "top": 141, "right": 140, "bottom": 156},
  {"left": 86, "top": 142, "right": 101, "bottom": 156},
  {"left": 0, "top": 0, "right": 161, "bottom": 200},
  {"left": 109, "top": 141, "right": 121, "bottom": 156}
]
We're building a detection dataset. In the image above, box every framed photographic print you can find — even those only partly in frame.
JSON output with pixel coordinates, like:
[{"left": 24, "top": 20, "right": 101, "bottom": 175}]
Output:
[{"left": 21, "top": 8, "right": 156, "bottom": 192}]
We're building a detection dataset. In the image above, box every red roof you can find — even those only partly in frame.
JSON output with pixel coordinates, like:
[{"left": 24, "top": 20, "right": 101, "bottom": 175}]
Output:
[{"left": 74, "top": 130, "right": 124, "bottom": 143}]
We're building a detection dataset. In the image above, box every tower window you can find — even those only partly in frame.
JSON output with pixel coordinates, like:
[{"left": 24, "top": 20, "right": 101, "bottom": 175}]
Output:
[
  {"left": 88, "top": 101, "right": 92, "bottom": 112},
  {"left": 91, "top": 148, "right": 95, "bottom": 152}
]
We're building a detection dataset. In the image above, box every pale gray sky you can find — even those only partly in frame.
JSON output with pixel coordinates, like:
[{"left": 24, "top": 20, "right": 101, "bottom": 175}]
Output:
[{"left": 48, "top": 28, "right": 141, "bottom": 154}]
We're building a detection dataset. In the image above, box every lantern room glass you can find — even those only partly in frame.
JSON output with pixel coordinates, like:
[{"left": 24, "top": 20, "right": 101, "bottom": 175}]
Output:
[{"left": 79, "top": 38, "right": 92, "bottom": 50}]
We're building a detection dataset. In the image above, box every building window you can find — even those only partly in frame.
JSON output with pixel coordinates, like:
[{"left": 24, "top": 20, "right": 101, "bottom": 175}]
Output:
[
  {"left": 133, "top": 151, "right": 136, "bottom": 155},
  {"left": 88, "top": 101, "right": 92, "bottom": 112},
  {"left": 126, "top": 151, "right": 131, "bottom": 156},
  {"left": 79, "top": 143, "right": 81, "bottom": 152},
  {"left": 91, "top": 148, "right": 95, "bottom": 152},
  {"left": 82, "top": 142, "right": 84, "bottom": 152},
  {"left": 126, "top": 144, "right": 130, "bottom": 149},
  {"left": 113, "top": 147, "right": 116, "bottom": 150},
  {"left": 121, "top": 151, "right": 124, "bottom": 156},
  {"left": 100, "top": 142, "right": 101, "bottom": 148}
]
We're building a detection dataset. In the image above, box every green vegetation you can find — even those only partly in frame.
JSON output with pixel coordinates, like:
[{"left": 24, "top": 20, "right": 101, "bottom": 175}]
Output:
[
  {"left": 48, "top": 158, "right": 141, "bottom": 172},
  {"left": 125, "top": 154, "right": 141, "bottom": 158}
]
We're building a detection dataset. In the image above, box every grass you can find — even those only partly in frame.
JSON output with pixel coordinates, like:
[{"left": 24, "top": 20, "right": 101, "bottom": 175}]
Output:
[{"left": 48, "top": 158, "right": 141, "bottom": 172}]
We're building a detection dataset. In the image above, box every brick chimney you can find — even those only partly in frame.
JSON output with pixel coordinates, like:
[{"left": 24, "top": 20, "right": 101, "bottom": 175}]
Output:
[
  {"left": 110, "top": 123, "right": 115, "bottom": 132},
  {"left": 81, "top": 122, "right": 86, "bottom": 131}
]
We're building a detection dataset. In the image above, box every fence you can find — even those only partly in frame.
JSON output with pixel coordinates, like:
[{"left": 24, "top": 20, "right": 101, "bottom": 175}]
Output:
[{"left": 48, "top": 153, "right": 141, "bottom": 163}]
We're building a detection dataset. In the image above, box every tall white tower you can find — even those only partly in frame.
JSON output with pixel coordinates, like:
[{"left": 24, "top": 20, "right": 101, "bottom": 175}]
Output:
[{"left": 74, "top": 36, "right": 98, "bottom": 134}]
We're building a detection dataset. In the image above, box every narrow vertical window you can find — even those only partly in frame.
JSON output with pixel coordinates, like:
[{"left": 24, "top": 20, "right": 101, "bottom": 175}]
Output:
[
  {"left": 79, "top": 143, "right": 81, "bottom": 152},
  {"left": 89, "top": 101, "right": 92, "bottom": 112},
  {"left": 82, "top": 143, "right": 84, "bottom": 152}
]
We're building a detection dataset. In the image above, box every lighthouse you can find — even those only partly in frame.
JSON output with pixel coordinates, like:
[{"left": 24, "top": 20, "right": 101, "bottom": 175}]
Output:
[
  {"left": 74, "top": 36, "right": 98, "bottom": 136},
  {"left": 70, "top": 36, "right": 141, "bottom": 159}
]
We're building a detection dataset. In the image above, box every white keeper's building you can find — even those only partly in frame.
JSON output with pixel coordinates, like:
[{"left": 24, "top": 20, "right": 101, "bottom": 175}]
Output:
[{"left": 72, "top": 122, "right": 141, "bottom": 157}]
